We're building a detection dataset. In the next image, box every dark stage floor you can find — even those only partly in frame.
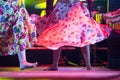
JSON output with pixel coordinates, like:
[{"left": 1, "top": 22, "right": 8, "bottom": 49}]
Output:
[{"left": 0, "top": 66, "right": 120, "bottom": 80}]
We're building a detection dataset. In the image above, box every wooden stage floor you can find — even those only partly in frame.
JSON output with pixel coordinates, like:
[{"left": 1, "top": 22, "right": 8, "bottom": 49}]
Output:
[{"left": 0, "top": 66, "right": 120, "bottom": 80}]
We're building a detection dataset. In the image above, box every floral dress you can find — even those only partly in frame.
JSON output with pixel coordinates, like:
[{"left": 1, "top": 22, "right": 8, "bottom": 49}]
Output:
[
  {"left": 35, "top": 2, "right": 111, "bottom": 50},
  {"left": 0, "top": 0, "right": 37, "bottom": 56},
  {"left": 104, "top": 8, "right": 120, "bottom": 34}
]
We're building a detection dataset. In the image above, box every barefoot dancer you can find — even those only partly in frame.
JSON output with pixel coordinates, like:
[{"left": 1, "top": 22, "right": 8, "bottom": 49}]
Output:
[
  {"left": 0, "top": 0, "right": 38, "bottom": 70},
  {"left": 33, "top": 0, "right": 111, "bottom": 70}
]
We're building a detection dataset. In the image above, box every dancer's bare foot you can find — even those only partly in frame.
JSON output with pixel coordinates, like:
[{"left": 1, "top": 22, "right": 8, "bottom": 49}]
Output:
[
  {"left": 20, "top": 62, "right": 38, "bottom": 70},
  {"left": 43, "top": 65, "right": 58, "bottom": 71},
  {"left": 86, "top": 65, "right": 92, "bottom": 71}
]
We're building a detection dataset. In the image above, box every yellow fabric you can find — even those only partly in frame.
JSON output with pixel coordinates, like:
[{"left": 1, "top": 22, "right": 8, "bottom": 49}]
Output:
[
  {"left": 18, "top": 0, "right": 23, "bottom": 7},
  {"left": 95, "top": 13, "right": 103, "bottom": 23}
]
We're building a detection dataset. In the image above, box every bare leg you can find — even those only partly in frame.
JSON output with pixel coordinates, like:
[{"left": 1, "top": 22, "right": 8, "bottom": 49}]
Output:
[
  {"left": 81, "top": 45, "right": 92, "bottom": 70},
  {"left": 18, "top": 50, "right": 38, "bottom": 70},
  {"left": 44, "top": 48, "right": 61, "bottom": 71}
]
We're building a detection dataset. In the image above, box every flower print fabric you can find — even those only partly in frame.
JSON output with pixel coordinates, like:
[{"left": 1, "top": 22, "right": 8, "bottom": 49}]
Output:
[
  {"left": 35, "top": 2, "right": 111, "bottom": 50},
  {"left": 104, "top": 8, "right": 120, "bottom": 31},
  {"left": 0, "top": 0, "right": 37, "bottom": 56}
]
